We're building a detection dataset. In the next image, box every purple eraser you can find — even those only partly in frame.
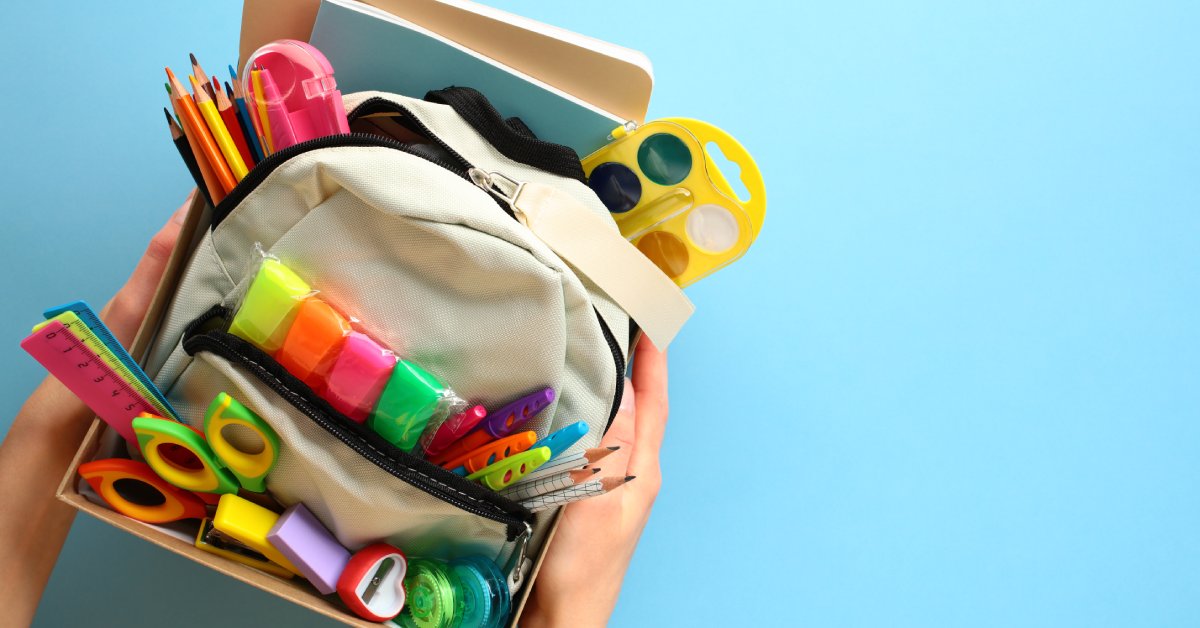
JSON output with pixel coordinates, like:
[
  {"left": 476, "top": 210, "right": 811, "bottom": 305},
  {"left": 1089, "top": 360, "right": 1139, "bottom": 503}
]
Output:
[
  {"left": 481, "top": 387, "right": 555, "bottom": 438},
  {"left": 267, "top": 503, "right": 351, "bottom": 595}
]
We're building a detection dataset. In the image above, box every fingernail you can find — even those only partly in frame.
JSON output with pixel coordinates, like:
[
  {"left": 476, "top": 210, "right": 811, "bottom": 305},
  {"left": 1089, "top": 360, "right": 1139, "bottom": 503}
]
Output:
[{"left": 618, "top": 377, "right": 634, "bottom": 413}]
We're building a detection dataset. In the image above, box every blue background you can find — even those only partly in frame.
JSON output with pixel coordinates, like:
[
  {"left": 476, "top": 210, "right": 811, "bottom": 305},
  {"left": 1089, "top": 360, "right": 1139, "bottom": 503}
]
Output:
[{"left": 2, "top": 1, "right": 1197, "bottom": 626}]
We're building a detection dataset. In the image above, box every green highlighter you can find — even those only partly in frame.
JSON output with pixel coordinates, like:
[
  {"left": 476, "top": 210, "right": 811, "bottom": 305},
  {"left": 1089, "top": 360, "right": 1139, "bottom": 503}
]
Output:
[{"left": 369, "top": 360, "right": 447, "bottom": 452}]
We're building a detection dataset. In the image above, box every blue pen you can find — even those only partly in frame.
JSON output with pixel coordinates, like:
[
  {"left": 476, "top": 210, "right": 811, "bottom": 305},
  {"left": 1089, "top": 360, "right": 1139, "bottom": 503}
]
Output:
[
  {"left": 229, "top": 64, "right": 266, "bottom": 161},
  {"left": 42, "top": 301, "right": 178, "bottom": 420},
  {"left": 531, "top": 421, "right": 589, "bottom": 461}
]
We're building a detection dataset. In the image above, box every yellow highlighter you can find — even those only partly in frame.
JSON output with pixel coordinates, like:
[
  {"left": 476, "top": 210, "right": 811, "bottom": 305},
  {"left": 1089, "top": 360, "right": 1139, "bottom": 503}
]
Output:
[{"left": 190, "top": 75, "right": 248, "bottom": 180}]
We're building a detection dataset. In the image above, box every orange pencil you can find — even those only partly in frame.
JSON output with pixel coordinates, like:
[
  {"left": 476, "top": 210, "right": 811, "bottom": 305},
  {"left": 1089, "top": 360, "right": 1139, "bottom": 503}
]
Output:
[
  {"left": 167, "top": 67, "right": 236, "bottom": 195},
  {"left": 168, "top": 84, "right": 223, "bottom": 204},
  {"left": 215, "top": 84, "right": 255, "bottom": 168}
]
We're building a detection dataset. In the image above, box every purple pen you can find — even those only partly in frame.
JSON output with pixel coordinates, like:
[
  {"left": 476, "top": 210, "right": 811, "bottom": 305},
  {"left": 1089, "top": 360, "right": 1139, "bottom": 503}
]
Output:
[{"left": 480, "top": 387, "right": 555, "bottom": 438}]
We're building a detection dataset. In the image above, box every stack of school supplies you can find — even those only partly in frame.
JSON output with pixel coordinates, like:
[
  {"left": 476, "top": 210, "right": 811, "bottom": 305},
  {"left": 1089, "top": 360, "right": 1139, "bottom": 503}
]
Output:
[{"left": 164, "top": 41, "right": 349, "bottom": 206}]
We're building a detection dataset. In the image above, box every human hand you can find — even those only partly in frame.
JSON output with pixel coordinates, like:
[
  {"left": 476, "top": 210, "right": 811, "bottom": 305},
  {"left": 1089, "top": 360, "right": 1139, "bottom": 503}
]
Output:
[
  {"left": 521, "top": 338, "right": 668, "bottom": 628},
  {"left": 0, "top": 192, "right": 192, "bottom": 625}
]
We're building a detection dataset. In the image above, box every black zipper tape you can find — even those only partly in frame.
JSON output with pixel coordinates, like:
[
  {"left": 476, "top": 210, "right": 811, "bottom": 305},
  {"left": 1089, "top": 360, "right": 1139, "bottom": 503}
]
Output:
[{"left": 182, "top": 328, "right": 532, "bottom": 540}]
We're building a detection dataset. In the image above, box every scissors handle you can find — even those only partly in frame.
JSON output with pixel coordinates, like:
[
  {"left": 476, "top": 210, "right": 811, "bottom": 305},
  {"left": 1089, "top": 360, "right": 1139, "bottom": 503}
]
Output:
[
  {"left": 78, "top": 458, "right": 208, "bottom": 524},
  {"left": 204, "top": 393, "right": 280, "bottom": 493},
  {"left": 133, "top": 415, "right": 240, "bottom": 495}
]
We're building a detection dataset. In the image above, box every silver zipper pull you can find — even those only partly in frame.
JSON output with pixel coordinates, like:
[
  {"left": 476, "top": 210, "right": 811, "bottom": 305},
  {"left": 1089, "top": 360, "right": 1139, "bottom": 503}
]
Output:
[
  {"left": 503, "top": 522, "right": 533, "bottom": 590},
  {"left": 469, "top": 168, "right": 526, "bottom": 220}
]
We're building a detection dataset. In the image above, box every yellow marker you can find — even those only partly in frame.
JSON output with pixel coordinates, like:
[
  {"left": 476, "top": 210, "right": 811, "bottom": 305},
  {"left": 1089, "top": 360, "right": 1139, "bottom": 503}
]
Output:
[
  {"left": 251, "top": 68, "right": 274, "bottom": 155},
  {"left": 190, "top": 75, "right": 248, "bottom": 180}
]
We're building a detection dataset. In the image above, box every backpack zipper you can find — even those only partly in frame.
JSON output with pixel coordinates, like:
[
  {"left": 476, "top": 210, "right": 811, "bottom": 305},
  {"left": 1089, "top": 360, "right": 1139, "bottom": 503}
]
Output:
[{"left": 182, "top": 326, "right": 532, "bottom": 539}]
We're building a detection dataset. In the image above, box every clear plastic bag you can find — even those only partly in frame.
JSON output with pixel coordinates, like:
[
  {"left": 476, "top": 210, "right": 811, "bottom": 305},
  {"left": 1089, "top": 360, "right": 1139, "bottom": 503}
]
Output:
[{"left": 227, "top": 249, "right": 469, "bottom": 450}]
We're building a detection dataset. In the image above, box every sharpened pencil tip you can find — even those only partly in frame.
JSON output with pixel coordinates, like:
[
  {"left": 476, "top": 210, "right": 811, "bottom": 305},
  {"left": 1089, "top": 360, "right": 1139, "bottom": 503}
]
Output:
[
  {"left": 228, "top": 64, "right": 238, "bottom": 79},
  {"left": 624, "top": 475, "right": 636, "bottom": 482},
  {"left": 591, "top": 467, "right": 601, "bottom": 474},
  {"left": 189, "top": 52, "right": 199, "bottom": 66},
  {"left": 607, "top": 446, "right": 620, "bottom": 451}
]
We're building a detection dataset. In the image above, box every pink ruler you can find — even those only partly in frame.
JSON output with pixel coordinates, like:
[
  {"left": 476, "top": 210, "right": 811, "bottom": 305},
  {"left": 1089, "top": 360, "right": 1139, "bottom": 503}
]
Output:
[{"left": 20, "top": 320, "right": 155, "bottom": 445}]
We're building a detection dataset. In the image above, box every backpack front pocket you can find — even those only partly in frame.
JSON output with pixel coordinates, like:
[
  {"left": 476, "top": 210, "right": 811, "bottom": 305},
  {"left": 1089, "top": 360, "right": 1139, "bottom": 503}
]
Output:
[{"left": 171, "top": 325, "right": 532, "bottom": 560}]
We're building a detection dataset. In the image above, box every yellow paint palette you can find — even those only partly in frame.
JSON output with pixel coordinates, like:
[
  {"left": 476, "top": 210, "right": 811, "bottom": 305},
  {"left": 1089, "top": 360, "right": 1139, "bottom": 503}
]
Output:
[{"left": 582, "top": 118, "right": 766, "bottom": 287}]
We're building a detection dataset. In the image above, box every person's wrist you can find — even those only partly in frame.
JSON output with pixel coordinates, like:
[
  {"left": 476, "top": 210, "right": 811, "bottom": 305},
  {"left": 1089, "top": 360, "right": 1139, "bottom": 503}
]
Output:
[{"left": 521, "top": 584, "right": 610, "bottom": 628}]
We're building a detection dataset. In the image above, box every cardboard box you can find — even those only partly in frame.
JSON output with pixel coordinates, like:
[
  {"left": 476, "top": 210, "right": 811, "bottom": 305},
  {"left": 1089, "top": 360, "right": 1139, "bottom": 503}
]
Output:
[
  {"left": 53, "top": 3, "right": 652, "bottom": 622},
  {"left": 56, "top": 182, "right": 563, "bottom": 627}
]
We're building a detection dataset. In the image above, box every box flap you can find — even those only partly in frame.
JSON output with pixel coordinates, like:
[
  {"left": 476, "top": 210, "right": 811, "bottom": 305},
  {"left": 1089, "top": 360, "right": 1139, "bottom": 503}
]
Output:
[{"left": 239, "top": 0, "right": 652, "bottom": 123}]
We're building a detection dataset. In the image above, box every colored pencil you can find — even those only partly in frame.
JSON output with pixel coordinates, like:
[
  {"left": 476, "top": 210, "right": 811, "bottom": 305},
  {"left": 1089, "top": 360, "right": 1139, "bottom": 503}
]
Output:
[
  {"left": 168, "top": 81, "right": 224, "bottom": 203},
  {"left": 189, "top": 53, "right": 210, "bottom": 89},
  {"left": 251, "top": 67, "right": 273, "bottom": 155},
  {"left": 500, "top": 468, "right": 599, "bottom": 502},
  {"left": 164, "top": 108, "right": 212, "bottom": 207},
  {"left": 229, "top": 80, "right": 265, "bottom": 162},
  {"left": 167, "top": 67, "right": 235, "bottom": 196},
  {"left": 523, "top": 476, "right": 635, "bottom": 513},
  {"left": 163, "top": 83, "right": 182, "bottom": 126},
  {"left": 215, "top": 82, "right": 255, "bottom": 168},
  {"left": 511, "top": 446, "right": 619, "bottom": 486},
  {"left": 190, "top": 74, "right": 248, "bottom": 181}
]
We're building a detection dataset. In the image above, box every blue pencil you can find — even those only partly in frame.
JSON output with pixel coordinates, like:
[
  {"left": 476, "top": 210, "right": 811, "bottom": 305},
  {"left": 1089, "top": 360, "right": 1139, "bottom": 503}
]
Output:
[{"left": 228, "top": 66, "right": 265, "bottom": 162}]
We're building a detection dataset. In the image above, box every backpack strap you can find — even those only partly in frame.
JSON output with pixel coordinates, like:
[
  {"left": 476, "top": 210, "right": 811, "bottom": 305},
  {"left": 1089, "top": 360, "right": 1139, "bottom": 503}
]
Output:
[{"left": 425, "top": 86, "right": 587, "bottom": 183}]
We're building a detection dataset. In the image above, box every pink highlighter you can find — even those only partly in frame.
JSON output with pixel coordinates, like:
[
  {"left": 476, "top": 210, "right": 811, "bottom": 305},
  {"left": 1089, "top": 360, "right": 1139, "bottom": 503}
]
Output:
[
  {"left": 324, "top": 332, "right": 396, "bottom": 423},
  {"left": 243, "top": 40, "right": 350, "bottom": 152}
]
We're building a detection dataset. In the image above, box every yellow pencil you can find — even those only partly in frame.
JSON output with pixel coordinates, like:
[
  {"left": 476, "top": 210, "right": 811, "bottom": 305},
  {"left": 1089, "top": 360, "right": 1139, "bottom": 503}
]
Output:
[
  {"left": 251, "top": 67, "right": 273, "bottom": 155},
  {"left": 189, "top": 75, "right": 248, "bottom": 181}
]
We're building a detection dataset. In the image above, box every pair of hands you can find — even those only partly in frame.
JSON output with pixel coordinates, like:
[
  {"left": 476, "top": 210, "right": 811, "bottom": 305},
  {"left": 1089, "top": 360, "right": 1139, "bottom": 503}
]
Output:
[{"left": 0, "top": 193, "right": 668, "bottom": 627}]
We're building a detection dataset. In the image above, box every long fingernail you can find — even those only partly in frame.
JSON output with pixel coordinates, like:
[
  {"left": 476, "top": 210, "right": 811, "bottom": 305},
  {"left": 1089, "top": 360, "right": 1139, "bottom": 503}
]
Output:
[{"left": 618, "top": 377, "right": 634, "bottom": 413}]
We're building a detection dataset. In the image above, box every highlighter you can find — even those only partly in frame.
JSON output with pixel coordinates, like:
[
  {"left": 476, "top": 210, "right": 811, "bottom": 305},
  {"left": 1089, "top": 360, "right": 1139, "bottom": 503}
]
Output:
[
  {"left": 257, "top": 67, "right": 297, "bottom": 152},
  {"left": 276, "top": 298, "right": 352, "bottom": 391},
  {"left": 370, "top": 360, "right": 450, "bottom": 451},
  {"left": 324, "top": 332, "right": 396, "bottom": 422},
  {"left": 228, "top": 258, "right": 311, "bottom": 353}
]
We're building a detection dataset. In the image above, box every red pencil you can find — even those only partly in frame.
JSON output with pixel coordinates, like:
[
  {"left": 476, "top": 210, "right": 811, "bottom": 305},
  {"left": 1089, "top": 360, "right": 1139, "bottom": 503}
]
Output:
[{"left": 215, "top": 82, "right": 256, "bottom": 168}]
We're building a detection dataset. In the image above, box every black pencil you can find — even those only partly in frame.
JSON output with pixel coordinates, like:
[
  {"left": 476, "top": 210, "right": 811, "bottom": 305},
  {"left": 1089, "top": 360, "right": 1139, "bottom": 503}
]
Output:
[{"left": 165, "top": 108, "right": 213, "bottom": 206}]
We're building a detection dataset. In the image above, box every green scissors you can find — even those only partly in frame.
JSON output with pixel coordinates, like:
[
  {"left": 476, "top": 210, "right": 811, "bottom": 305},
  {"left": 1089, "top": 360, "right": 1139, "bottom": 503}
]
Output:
[{"left": 134, "top": 392, "right": 280, "bottom": 494}]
